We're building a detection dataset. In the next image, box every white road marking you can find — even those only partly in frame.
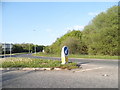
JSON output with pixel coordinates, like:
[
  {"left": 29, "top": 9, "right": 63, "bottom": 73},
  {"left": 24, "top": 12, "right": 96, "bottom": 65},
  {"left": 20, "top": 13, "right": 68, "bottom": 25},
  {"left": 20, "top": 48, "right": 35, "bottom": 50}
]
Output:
[
  {"left": 75, "top": 67, "right": 104, "bottom": 72},
  {"left": 81, "top": 64, "right": 88, "bottom": 65}
]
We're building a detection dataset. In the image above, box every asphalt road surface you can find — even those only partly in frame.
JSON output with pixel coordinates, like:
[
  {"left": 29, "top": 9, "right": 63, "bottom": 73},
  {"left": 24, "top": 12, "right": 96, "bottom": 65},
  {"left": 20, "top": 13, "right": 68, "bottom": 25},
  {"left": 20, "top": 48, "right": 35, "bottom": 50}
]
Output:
[
  {"left": 2, "top": 53, "right": 118, "bottom": 66},
  {"left": 1, "top": 54, "right": 118, "bottom": 88}
]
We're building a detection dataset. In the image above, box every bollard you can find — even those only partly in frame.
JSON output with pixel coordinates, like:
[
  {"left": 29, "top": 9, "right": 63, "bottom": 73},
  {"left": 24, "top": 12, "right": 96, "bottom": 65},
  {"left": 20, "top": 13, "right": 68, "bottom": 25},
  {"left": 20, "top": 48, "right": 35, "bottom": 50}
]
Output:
[{"left": 61, "top": 46, "right": 69, "bottom": 64}]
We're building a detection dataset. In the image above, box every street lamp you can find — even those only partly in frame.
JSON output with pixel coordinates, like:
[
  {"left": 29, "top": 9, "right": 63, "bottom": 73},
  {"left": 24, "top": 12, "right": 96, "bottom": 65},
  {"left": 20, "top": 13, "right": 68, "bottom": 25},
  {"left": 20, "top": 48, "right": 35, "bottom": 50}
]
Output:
[
  {"left": 4, "top": 42, "right": 5, "bottom": 58},
  {"left": 33, "top": 29, "right": 37, "bottom": 54},
  {"left": 34, "top": 44, "right": 36, "bottom": 54},
  {"left": 10, "top": 43, "right": 12, "bottom": 58},
  {"left": 29, "top": 43, "right": 30, "bottom": 53}
]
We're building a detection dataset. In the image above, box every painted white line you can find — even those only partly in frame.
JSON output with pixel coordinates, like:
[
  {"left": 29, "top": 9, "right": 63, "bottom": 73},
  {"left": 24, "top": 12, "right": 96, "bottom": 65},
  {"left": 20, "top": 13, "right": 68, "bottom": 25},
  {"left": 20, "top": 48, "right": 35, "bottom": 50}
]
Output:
[
  {"left": 81, "top": 64, "right": 88, "bottom": 66},
  {"left": 75, "top": 67, "right": 104, "bottom": 72},
  {"left": 82, "top": 67, "right": 104, "bottom": 71}
]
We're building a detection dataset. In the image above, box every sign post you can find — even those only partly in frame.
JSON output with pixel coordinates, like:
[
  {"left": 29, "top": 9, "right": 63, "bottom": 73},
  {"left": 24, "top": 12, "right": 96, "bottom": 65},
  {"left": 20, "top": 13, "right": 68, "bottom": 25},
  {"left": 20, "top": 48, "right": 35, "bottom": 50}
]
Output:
[
  {"left": 10, "top": 43, "right": 12, "bottom": 58},
  {"left": 61, "top": 46, "right": 69, "bottom": 64},
  {"left": 4, "top": 43, "right": 6, "bottom": 58}
]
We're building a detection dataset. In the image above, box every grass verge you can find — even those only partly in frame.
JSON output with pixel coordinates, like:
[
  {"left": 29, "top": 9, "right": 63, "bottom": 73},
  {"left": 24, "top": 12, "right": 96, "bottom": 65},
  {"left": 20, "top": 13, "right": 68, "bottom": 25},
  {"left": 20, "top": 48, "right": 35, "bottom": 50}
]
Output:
[
  {"left": 33, "top": 52, "right": 118, "bottom": 59},
  {"left": 1, "top": 57, "right": 78, "bottom": 70}
]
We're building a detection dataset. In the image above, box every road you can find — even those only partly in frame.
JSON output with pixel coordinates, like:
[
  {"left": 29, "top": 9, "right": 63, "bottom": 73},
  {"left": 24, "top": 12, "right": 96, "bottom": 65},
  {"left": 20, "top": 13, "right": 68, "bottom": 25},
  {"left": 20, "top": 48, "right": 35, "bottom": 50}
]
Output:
[
  {"left": 1, "top": 54, "right": 118, "bottom": 88},
  {"left": 2, "top": 53, "right": 118, "bottom": 66},
  {"left": 1, "top": 66, "right": 118, "bottom": 88}
]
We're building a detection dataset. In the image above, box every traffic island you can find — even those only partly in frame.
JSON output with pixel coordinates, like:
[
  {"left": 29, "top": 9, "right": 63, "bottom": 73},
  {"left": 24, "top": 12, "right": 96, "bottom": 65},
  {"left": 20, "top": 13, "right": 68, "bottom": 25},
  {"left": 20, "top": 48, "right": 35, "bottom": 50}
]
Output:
[
  {"left": 0, "top": 67, "right": 65, "bottom": 71},
  {"left": 1, "top": 57, "right": 81, "bottom": 71}
]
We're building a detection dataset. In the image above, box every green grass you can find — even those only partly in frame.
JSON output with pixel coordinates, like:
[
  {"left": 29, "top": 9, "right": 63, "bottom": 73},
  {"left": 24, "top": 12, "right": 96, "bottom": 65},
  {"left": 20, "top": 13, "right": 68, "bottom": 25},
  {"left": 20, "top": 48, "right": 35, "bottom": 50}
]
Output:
[
  {"left": 69, "top": 54, "right": 118, "bottom": 59},
  {"left": 33, "top": 52, "right": 60, "bottom": 57},
  {"left": 12, "top": 52, "right": 28, "bottom": 55},
  {"left": 1, "top": 57, "right": 78, "bottom": 69},
  {"left": 33, "top": 52, "right": 118, "bottom": 59}
]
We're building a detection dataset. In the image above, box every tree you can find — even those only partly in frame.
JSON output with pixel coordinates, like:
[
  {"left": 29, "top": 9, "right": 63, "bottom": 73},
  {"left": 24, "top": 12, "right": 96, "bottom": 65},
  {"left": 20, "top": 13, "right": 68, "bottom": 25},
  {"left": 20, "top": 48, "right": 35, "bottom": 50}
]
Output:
[
  {"left": 44, "top": 30, "right": 86, "bottom": 54},
  {"left": 61, "top": 37, "right": 81, "bottom": 54},
  {"left": 12, "top": 44, "right": 23, "bottom": 53},
  {"left": 82, "top": 6, "right": 119, "bottom": 55},
  {"left": 44, "top": 6, "right": 119, "bottom": 56},
  {"left": 12, "top": 43, "right": 45, "bottom": 53}
]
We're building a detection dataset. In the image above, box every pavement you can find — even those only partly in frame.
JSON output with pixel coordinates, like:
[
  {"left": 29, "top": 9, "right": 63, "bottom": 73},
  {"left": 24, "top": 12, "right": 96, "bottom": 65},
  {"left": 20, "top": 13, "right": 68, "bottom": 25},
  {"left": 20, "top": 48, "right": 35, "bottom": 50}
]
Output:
[{"left": 0, "top": 54, "right": 119, "bottom": 88}]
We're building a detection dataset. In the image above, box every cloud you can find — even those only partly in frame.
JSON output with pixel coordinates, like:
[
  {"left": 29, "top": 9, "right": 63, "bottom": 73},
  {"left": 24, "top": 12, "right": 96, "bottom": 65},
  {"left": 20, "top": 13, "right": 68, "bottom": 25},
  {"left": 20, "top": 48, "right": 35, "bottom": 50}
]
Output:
[
  {"left": 88, "top": 12, "right": 99, "bottom": 16},
  {"left": 66, "top": 25, "right": 85, "bottom": 31},
  {"left": 45, "top": 28, "right": 52, "bottom": 33}
]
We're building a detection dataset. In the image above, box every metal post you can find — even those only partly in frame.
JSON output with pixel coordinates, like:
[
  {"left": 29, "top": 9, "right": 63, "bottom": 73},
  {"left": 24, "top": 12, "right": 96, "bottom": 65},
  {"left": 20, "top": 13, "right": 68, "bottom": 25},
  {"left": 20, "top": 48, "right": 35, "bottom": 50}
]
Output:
[
  {"left": 35, "top": 44, "right": 36, "bottom": 54},
  {"left": 29, "top": 44, "right": 30, "bottom": 53},
  {"left": 4, "top": 43, "right": 5, "bottom": 58},
  {"left": 33, "top": 29, "right": 37, "bottom": 54},
  {"left": 10, "top": 43, "right": 12, "bottom": 58}
]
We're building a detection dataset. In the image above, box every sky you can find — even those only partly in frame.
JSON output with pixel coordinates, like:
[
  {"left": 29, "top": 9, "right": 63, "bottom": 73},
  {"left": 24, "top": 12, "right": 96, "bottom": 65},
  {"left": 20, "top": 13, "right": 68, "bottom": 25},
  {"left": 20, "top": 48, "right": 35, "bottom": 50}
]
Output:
[{"left": 1, "top": 1, "right": 118, "bottom": 46}]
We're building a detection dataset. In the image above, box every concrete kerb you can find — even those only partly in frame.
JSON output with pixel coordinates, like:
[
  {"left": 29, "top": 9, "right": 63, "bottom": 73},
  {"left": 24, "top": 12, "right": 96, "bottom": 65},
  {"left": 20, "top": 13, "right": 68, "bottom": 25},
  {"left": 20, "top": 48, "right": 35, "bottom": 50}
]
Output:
[{"left": 0, "top": 68, "right": 66, "bottom": 71}]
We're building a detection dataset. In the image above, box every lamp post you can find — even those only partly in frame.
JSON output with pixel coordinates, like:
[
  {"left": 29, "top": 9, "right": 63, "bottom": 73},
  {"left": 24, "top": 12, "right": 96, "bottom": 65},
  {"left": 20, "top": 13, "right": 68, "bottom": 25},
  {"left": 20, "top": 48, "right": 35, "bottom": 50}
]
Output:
[
  {"left": 10, "top": 43, "right": 12, "bottom": 58},
  {"left": 4, "top": 42, "right": 5, "bottom": 58},
  {"left": 33, "top": 29, "right": 36, "bottom": 54},
  {"left": 29, "top": 43, "right": 30, "bottom": 53},
  {"left": 34, "top": 44, "right": 36, "bottom": 54}
]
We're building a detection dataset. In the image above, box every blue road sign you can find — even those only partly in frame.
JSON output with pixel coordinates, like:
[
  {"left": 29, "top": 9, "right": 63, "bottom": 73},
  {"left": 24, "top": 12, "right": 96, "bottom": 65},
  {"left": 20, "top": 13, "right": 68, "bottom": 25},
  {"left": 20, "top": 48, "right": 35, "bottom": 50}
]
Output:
[{"left": 64, "top": 46, "right": 68, "bottom": 56}]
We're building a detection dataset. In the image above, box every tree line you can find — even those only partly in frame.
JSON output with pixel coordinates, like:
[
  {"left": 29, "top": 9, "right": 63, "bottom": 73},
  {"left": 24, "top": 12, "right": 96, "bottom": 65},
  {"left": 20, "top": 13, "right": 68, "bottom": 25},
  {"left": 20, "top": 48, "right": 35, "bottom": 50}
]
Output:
[
  {"left": 44, "top": 6, "right": 119, "bottom": 56},
  {"left": 1, "top": 43, "right": 45, "bottom": 54},
  {"left": 12, "top": 43, "right": 45, "bottom": 53}
]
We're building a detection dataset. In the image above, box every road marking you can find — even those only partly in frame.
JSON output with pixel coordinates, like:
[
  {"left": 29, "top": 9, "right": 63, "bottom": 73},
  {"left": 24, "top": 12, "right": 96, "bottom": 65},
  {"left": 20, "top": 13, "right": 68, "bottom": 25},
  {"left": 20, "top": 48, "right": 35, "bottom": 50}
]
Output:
[
  {"left": 82, "top": 67, "right": 104, "bottom": 71},
  {"left": 75, "top": 67, "right": 104, "bottom": 72},
  {"left": 81, "top": 64, "right": 88, "bottom": 65}
]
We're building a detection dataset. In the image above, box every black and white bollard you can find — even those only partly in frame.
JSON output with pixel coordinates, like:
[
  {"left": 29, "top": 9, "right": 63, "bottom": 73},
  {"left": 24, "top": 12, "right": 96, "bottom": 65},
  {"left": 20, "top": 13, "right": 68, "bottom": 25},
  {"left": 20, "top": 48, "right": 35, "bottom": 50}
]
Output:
[{"left": 61, "top": 46, "right": 69, "bottom": 64}]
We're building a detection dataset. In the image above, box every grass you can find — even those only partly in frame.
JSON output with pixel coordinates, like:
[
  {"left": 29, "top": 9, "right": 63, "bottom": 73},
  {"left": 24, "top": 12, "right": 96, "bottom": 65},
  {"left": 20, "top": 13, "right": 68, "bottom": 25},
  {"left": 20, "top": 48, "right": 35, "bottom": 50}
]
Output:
[
  {"left": 33, "top": 52, "right": 60, "bottom": 57},
  {"left": 33, "top": 52, "right": 118, "bottom": 59},
  {"left": 1, "top": 57, "right": 78, "bottom": 69},
  {"left": 69, "top": 54, "right": 118, "bottom": 59}
]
